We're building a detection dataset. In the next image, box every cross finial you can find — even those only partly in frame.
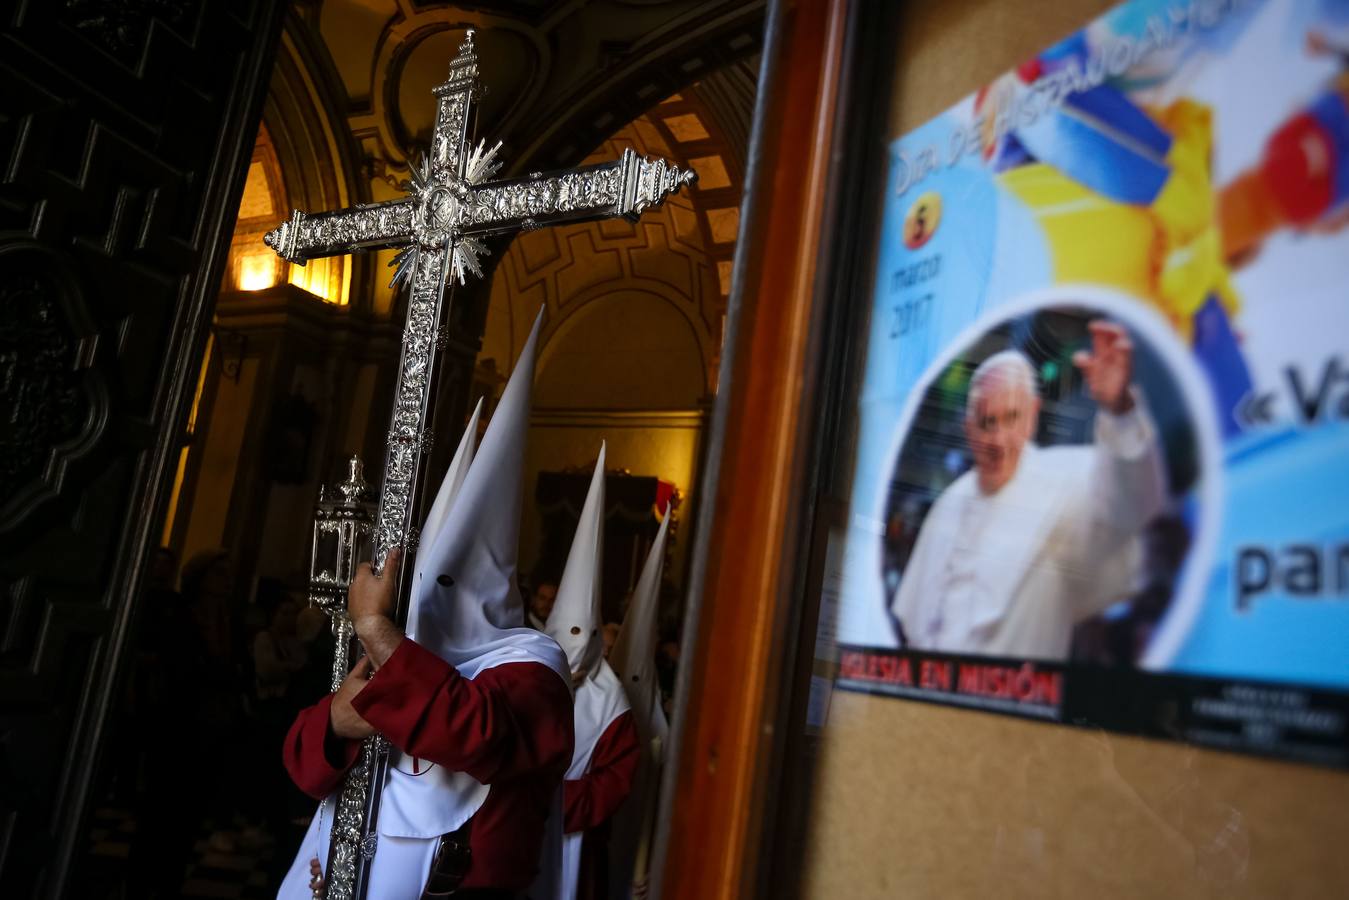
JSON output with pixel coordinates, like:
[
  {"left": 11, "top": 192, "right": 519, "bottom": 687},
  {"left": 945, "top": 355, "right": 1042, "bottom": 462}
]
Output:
[
  {"left": 452, "top": 28, "right": 476, "bottom": 66},
  {"left": 444, "top": 27, "right": 479, "bottom": 88}
]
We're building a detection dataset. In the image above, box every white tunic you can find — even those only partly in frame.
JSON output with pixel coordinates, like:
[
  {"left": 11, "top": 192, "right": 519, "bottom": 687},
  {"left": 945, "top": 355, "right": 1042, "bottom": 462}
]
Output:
[
  {"left": 273, "top": 633, "right": 567, "bottom": 900},
  {"left": 539, "top": 659, "right": 630, "bottom": 900},
  {"left": 277, "top": 310, "right": 569, "bottom": 898},
  {"left": 890, "top": 401, "right": 1166, "bottom": 660},
  {"left": 277, "top": 796, "right": 437, "bottom": 900}
]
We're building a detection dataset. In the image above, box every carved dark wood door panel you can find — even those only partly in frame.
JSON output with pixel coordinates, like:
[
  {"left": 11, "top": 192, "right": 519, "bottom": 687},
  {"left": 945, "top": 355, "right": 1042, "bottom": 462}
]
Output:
[{"left": 0, "top": 2, "right": 285, "bottom": 895}]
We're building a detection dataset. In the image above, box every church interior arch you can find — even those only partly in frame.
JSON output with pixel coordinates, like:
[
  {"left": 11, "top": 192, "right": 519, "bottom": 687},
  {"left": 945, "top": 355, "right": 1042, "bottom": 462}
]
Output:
[
  {"left": 164, "top": 0, "right": 762, "bottom": 597},
  {"left": 166, "top": 2, "right": 760, "bottom": 601},
  {"left": 13, "top": 1, "right": 774, "bottom": 892},
  {"left": 165, "top": 9, "right": 398, "bottom": 602},
  {"left": 477, "top": 88, "right": 746, "bottom": 616},
  {"left": 126, "top": 7, "right": 760, "bottom": 890},
  {"left": 534, "top": 288, "right": 708, "bottom": 410}
]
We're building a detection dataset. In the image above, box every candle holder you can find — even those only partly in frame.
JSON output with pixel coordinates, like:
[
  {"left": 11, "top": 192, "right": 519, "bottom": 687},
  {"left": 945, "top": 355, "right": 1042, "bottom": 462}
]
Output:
[{"left": 308, "top": 455, "right": 376, "bottom": 614}]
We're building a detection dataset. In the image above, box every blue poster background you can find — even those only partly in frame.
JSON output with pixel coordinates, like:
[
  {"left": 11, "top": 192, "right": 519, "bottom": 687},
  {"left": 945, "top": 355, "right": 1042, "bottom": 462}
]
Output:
[{"left": 837, "top": 0, "right": 1349, "bottom": 690}]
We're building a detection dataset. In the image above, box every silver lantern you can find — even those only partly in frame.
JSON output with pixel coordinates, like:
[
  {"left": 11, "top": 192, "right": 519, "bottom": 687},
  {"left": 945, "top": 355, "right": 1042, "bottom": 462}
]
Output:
[{"left": 308, "top": 455, "right": 377, "bottom": 614}]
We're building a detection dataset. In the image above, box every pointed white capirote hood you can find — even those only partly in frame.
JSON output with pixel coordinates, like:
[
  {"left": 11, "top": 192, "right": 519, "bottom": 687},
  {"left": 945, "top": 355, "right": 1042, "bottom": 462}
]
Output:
[
  {"left": 546, "top": 444, "right": 607, "bottom": 676},
  {"left": 379, "top": 308, "right": 568, "bottom": 845},
  {"left": 549, "top": 446, "right": 632, "bottom": 900},
  {"left": 610, "top": 504, "right": 671, "bottom": 743},
  {"left": 602, "top": 507, "right": 671, "bottom": 899},
  {"left": 404, "top": 308, "right": 564, "bottom": 674},
  {"left": 416, "top": 397, "right": 482, "bottom": 561}
]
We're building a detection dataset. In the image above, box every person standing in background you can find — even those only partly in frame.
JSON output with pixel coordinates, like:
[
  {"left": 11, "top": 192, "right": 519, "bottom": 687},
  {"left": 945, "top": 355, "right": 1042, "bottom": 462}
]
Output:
[
  {"left": 180, "top": 549, "right": 249, "bottom": 852},
  {"left": 543, "top": 448, "right": 640, "bottom": 900},
  {"left": 253, "top": 598, "right": 308, "bottom": 850},
  {"left": 529, "top": 571, "right": 560, "bottom": 630}
]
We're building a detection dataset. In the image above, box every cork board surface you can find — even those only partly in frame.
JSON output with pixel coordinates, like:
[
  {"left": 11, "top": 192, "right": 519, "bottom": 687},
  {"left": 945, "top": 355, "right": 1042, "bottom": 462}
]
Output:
[
  {"left": 801, "top": 693, "right": 1349, "bottom": 898},
  {"left": 886, "top": 0, "right": 1116, "bottom": 137},
  {"left": 798, "top": 0, "right": 1349, "bottom": 896}
]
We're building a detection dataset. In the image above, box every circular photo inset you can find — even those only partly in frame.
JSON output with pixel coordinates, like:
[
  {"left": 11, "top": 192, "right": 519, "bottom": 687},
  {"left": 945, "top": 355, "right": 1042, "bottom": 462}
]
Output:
[{"left": 880, "top": 302, "right": 1206, "bottom": 665}]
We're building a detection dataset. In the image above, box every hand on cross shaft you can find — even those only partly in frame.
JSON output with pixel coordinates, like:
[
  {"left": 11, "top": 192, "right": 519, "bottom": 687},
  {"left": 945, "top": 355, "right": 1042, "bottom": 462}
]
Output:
[
  {"left": 309, "top": 857, "right": 325, "bottom": 896},
  {"left": 348, "top": 548, "right": 405, "bottom": 668},
  {"left": 348, "top": 548, "right": 401, "bottom": 626},
  {"left": 329, "top": 655, "right": 375, "bottom": 740},
  {"left": 1072, "top": 320, "right": 1135, "bottom": 415}
]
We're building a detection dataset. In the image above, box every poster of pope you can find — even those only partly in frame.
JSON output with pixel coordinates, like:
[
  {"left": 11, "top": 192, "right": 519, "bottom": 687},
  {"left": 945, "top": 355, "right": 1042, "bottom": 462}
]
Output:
[
  {"left": 831, "top": 0, "right": 1349, "bottom": 760},
  {"left": 889, "top": 320, "right": 1168, "bottom": 661}
]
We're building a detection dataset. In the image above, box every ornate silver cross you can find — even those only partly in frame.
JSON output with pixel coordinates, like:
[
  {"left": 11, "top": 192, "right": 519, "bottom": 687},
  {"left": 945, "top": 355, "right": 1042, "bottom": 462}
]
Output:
[{"left": 262, "top": 30, "right": 694, "bottom": 900}]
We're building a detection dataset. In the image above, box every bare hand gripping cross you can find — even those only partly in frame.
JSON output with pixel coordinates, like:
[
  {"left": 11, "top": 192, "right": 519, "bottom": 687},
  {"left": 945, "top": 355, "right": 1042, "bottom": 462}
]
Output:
[{"left": 262, "top": 31, "right": 695, "bottom": 900}]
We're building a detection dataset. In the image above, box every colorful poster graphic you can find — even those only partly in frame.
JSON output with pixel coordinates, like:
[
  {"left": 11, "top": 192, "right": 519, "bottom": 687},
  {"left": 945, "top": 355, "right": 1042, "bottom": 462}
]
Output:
[{"left": 834, "top": 0, "right": 1349, "bottom": 766}]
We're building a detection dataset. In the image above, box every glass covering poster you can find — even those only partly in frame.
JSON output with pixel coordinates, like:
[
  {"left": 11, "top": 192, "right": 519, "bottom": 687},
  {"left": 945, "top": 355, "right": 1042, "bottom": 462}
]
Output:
[{"left": 834, "top": 0, "right": 1349, "bottom": 765}]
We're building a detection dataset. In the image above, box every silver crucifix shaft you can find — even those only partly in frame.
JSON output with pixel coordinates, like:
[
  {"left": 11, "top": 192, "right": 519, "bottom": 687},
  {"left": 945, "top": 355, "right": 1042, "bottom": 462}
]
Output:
[{"left": 265, "top": 30, "right": 694, "bottom": 900}]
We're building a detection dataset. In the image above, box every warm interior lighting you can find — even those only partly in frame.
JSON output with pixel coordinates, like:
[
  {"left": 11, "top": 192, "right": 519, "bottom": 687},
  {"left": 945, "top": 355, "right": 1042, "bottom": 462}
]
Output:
[
  {"left": 160, "top": 334, "right": 214, "bottom": 546},
  {"left": 238, "top": 252, "right": 279, "bottom": 291},
  {"left": 287, "top": 261, "right": 322, "bottom": 300},
  {"left": 186, "top": 333, "right": 213, "bottom": 436},
  {"left": 289, "top": 258, "right": 346, "bottom": 305},
  {"left": 160, "top": 445, "right": 191, "bottom": 547}
]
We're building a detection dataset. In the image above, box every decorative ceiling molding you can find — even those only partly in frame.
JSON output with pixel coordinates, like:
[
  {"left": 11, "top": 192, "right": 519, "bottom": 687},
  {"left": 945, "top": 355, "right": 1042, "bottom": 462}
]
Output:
[
  {"left": 303, "top": 1, "right": 763, "bottom": 174},
  {"left": 360, "top": 10, "right": 550, "bottom": 167},
  {"left": 480, "top": 111, "right": 727, "bottom": 406},
  {"left": 646, "top": 84, "right": 743, "bottom": 307},
  {"left": 513, "top": 4, "right": 765, "bottom": 174},
  {"left": 245, "top": 10, "right": 371, "bottom": 305},
  {"left": 265, "top": 1, "right": 763, "bottom": 319},
  {"left": 684, "top": 54, "right": 759, "bottom": 176},
  {"left": 271, "top": 9, "right": 364, "bottom": 213}
]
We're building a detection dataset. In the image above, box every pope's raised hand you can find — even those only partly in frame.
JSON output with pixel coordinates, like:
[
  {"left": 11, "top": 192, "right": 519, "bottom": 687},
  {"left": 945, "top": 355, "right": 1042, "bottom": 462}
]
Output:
[{"left": 1073, "top": 320, "right": 1135, "bottom": 415}]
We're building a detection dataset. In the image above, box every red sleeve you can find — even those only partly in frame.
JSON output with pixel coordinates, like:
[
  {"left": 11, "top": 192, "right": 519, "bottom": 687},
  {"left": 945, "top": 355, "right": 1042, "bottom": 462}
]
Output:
[
  {"left": 282, "top": 693, "right": 362, "bottom": 800},
  {"left": 563, "top": 711, "right": 640, "bottom": 834},
  {"left": 351, "top": 637, "right": 574, "bottom": 785}
]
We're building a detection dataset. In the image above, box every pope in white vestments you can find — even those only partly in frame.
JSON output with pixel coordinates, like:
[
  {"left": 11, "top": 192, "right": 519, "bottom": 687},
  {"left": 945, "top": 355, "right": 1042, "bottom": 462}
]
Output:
[{"left": 890, "top": 321, "right": 1167, "bottom": 661}]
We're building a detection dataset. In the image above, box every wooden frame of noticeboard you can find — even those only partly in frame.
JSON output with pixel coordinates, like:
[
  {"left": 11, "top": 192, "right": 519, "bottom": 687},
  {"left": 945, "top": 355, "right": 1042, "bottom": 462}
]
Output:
[
  {"left": 657, "top": 0, "right": 1349, "bottom": 898},
  {"left": 650, "top": 0, "right": 903, "bottom": 896}
]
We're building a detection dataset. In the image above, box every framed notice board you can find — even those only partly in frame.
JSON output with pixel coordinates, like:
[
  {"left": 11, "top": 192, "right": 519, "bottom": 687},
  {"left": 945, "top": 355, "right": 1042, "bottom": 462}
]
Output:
[{"left": 768, "top": 0, "right": 1349, "bottom": 897}]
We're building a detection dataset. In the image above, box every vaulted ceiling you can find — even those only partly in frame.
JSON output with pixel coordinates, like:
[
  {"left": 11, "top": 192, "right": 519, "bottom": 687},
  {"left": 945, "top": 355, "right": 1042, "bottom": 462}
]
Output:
[
  {"left": 207, "top": 0, "right": 763, "bottom": 606},
  {"left": 251, "top": 0, "right": 762, "bottom": 322},
  {"left": 300, "top": 0, "right": 762, "bottom": 176}
]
